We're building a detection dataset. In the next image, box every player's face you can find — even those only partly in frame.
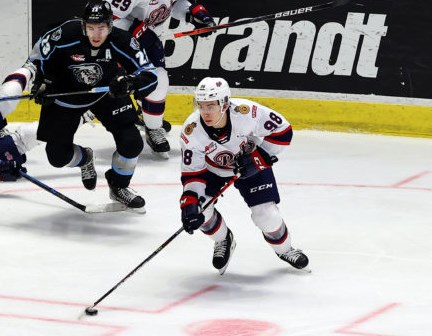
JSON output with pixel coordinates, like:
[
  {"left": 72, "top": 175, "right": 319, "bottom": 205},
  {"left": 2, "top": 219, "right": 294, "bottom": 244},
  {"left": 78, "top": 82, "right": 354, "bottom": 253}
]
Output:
[
  {"left": 85, "top": 23, "right": 110, "bottom": 48},
  {"left": 197, "top": 100, "right": 228, "bottom": 128}
]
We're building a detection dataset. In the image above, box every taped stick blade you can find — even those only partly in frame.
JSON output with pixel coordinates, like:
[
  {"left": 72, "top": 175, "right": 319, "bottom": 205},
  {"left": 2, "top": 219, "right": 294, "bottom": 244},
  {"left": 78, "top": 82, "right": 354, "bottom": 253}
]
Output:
[{"left": 85, "top": 203, "right": 128, "bottom": 213}]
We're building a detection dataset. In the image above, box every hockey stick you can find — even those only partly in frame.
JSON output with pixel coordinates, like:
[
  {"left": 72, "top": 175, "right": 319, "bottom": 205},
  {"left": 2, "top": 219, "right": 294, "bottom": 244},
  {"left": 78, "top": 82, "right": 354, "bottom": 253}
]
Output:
[
  {"left": 164, "top": 0, "right": 351, "bottom": 39},
  {"left": 82, "top": 173, "right": 241, "bottom": 317},
  {"left": 18, "top": 170, "right": 127, "bottom": 213},
  {"left": 0, "top": 86, "right": 110, "bottom": 102}
]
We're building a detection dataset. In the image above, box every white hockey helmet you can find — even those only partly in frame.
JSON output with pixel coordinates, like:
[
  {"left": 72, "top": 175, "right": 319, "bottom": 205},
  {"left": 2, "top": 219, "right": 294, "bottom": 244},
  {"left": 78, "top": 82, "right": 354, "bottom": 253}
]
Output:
[{"left": 194, "top": 77, "right": 231, "bottom": 107}]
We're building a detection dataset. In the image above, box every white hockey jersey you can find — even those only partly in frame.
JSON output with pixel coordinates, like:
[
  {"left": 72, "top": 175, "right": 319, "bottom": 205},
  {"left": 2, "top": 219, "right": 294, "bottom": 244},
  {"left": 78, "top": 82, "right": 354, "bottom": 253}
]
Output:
[
  {"left": 110, "top": 0, "right": 190, "bottom": 36},
  {"left": 180, "top": 98, "right": 293, "bottom": 194}
]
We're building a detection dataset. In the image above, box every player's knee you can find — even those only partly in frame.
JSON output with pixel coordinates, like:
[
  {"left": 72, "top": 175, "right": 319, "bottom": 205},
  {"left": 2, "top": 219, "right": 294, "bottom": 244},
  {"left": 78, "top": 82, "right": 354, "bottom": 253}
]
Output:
[
  {"left": 202, "top": 202, "right": 215, "bottom": 222},
  {"left": 146, "top": 68, "right": 169, "bottom": 101},
  {"left": 45, "top": 142, "right": 73, "bottom": 168},
  {"left": 113, "top": 127, "right": 143, "bottom": 158},
  {"left": 251, "top": 202, "right": 283, "bottom": 232}
]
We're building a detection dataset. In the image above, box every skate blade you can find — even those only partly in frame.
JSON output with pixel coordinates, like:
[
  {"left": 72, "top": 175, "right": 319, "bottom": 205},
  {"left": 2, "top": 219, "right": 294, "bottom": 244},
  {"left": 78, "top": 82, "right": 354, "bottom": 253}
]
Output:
[
  {"left": 153, "top": 151, "right": 169, "bottom": 160},
  {"left": 125, "top": 206, "right": 147, "bottom": 214},
  {"left": 299, "top": 267, "right": 312, "bottom": 274},
  {"left": 218, "top": 239, "right": 237, "bottom": 276},
  {"left": 85, "top": 203, "right": 128, "bottom": 213}
]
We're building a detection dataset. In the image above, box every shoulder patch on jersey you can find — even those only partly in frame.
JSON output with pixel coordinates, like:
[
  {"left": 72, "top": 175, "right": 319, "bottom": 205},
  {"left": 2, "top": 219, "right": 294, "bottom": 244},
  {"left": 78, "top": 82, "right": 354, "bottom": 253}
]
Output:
[
  {"left": 184, "top": 122, "right": 197, "bottom": 135},
  {"left": 130, "top": 37, "right": 141, "bottom": 51},
  {"left": 51, "top": 28, "right": 62, "bottom": 41},
  {"left": 235, "top": 104, "right": 250, "bottom": 114}
]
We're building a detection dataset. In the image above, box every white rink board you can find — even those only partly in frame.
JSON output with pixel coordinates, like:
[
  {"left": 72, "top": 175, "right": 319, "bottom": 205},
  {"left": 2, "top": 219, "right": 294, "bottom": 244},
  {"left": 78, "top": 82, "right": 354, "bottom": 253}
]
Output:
[{"left": 0, "top": 0, "right": 30, "bottom": 81}]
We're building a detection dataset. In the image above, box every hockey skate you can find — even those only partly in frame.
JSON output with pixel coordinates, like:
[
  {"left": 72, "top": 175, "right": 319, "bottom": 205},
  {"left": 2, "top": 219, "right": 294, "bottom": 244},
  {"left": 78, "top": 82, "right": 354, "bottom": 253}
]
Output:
[
  {"left": 105, "top": 171, "right": 146, "bottom": 213},
  {"left": 80, "top": 148, "right": 97, "bottom": 190},
  {"left": 213, "top": 228, "right": 236, "bottom": 275},
  {"left": 145, "top": 126, "right": 170, "bottom": 159},
  {"left": 277, "top": 247, "right": 309, "bottom": 269}
]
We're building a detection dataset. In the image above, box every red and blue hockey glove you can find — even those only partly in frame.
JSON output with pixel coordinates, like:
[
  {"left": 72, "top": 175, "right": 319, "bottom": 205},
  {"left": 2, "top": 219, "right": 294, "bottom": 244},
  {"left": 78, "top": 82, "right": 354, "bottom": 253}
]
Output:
[
  {"left": 188, "top": 4, "right": 216, "bottom": 37},
  {"left": 234, "top": 147, "right": 276, "bottom": 179},
  {"left": 180, "top": 190, "right": 205, "bottom": 234}
]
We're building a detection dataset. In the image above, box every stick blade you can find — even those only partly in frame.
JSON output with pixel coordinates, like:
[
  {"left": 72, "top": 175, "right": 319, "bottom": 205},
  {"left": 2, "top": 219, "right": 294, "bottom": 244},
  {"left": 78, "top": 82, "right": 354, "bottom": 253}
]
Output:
[{"left": 84, "top": 203, "right": 128, "bottom": 213}]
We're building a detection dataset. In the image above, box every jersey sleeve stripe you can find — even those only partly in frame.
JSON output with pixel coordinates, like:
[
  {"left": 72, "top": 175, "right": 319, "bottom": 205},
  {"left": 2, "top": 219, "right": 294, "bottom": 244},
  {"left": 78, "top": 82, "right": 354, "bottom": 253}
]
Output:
[{"left": 264, "top": 126, "right": 293, "bottom": 145}]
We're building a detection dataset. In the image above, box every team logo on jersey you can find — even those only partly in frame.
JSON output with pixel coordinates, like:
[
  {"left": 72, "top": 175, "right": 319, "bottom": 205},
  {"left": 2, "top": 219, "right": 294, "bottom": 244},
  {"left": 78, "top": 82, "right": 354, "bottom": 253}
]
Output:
[
  {"left": 130, "top": 38, "right": 141, "bottom": 51},
  {"left": 235, "top": 105, "right": 250, "bottom": 114},
  {"left": 50, "top": 28, "right": 62, "bottom": 41},
  {"left": 252, "top": 105, "right": 257, "bottom": 118},
  {"left": 213, "top": 151, "right": 235, "bottom": 168},
  {"left": 68, "top": 63, "right": 103, "bottom": 86},
  {"left": 71, "top": 54, "right": 85, "bottom": 62},
  {"left": 184, "top": 122, "right": 197, "bottom": 135},
  {"left": 204, "top": 142, "right": 217, "bottom": 155},
  {"left": 146, "top": 5, "right": 172, "bottom": 27}
]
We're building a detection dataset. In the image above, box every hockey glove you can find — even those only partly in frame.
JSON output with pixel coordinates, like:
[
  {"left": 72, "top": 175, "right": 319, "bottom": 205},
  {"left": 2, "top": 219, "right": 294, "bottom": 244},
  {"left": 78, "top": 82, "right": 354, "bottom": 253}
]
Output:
[
  {"left": 110, "top": 71, "right": 157, "bottom": 99},
  {"left": 180, "top": 190, "right": 205, "bottom": 234},
  {"left": 234, "top": 146, "right": 276, "bottom": 179},
  {"left": 31, "top": 77, "right": 54, "bottom": 105},
  {"left": 0, "top": 159, "right": 22, "bottom": 177},
  {"left": 188, "top": 4, "right": 216, "bottom": 37},
  {"left": 109, "top": 75, "right": 135, "bottom": 98}
]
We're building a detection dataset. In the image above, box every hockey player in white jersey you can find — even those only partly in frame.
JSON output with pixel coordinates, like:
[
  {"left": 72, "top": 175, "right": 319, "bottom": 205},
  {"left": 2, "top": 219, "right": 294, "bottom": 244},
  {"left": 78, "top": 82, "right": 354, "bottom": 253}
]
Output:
[
  {"left": 0, "top": 61, "right": 39, "bottom": 181},
  {"left": 179, "top": 77, "right": 309, "bottom": 275},
  {"left": 0, "top": 60, "right": 36, "bottom": 130},
  {"left": 109, "top": 0, "right": 215, "bottom": 157}
]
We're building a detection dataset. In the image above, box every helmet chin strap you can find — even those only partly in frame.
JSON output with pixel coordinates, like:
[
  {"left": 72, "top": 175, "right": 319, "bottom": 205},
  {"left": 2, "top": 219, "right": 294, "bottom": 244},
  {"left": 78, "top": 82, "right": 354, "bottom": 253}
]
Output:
[{"left": 212, "top": 104, "right": 227, "bottom": 128}]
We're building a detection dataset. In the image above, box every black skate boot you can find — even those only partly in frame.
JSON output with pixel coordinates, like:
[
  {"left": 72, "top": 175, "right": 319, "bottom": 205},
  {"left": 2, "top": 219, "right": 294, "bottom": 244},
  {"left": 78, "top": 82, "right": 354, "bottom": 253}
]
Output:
[
  {"left": 162, "top": 119, "right": 172, "bottom": 133},
  {"left": 80, "top": 148, "right": 97, "bottom": 190},
  {"left": 277, "top": 247, "right": 309, "bottom": 269},
  {"left": 213, "top": 228, "right": 236, "bottom": 275},
  {"left": 105, "top": 171, "right": 145, "bottom": 212},
  {"left": 145, "top": 126, "right": 170, "bottom": 158}
]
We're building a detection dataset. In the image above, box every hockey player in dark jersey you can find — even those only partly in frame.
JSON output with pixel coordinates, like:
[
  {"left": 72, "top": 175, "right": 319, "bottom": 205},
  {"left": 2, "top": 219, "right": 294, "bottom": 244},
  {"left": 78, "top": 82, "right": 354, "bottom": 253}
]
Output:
[{"left": 29, "top": 0, "right": 158, "bottom": 212}]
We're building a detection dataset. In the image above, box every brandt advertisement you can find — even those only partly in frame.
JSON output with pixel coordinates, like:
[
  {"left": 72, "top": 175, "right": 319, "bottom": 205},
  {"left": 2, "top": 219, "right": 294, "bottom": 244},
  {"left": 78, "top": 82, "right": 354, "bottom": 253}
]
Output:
[{"left": 32, "top": 0, "right": 432, "bottom": 99}]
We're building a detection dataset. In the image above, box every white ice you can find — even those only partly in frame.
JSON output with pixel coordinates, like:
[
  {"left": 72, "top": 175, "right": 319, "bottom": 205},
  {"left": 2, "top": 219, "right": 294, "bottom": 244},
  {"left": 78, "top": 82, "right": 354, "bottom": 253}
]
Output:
[{"left": 1, "top": 123, "right": 431, "bottom": 336}]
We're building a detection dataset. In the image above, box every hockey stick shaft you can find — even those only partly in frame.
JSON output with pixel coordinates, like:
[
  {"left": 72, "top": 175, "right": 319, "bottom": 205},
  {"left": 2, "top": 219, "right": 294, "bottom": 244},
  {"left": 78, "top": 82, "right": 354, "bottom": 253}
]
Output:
[
  {"left": 0, "top": 86, "right": 109, "bottom": 102},
  {"left": 18, "top": 170, "right": 126, "bottom": 213},
  {"left": 166, "top": 0, "right": 350, "bottom": 39},
  {"left": 19, "top": 170, "right": 86, "bottom": 212},
  {"left": 86, "top": 173, "right": 240, "bottom": 310}
]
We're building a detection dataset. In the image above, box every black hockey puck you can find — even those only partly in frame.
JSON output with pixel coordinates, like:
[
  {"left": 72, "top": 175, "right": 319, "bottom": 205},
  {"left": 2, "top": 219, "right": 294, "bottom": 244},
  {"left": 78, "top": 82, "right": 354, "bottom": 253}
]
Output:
[{"left": 85, "top": 307, "right": 98, "bottom": 316}]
